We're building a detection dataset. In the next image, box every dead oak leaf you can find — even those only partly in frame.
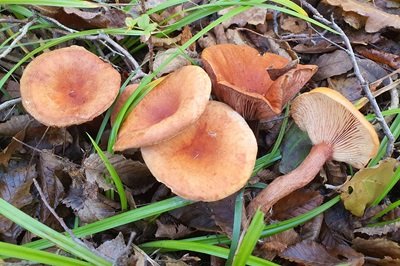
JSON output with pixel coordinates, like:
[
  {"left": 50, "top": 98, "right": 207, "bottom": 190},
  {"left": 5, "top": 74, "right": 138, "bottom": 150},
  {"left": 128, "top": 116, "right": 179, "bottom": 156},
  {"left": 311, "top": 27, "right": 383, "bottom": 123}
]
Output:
[
  {"left": 352, "top": 237, "right": 400, "bottom": 259},
  {"left": 323, "top": 0, "right": 400, "bottom": 33},
  {"left": 340, "top": 158, "right": 398, "bottom": 217}
]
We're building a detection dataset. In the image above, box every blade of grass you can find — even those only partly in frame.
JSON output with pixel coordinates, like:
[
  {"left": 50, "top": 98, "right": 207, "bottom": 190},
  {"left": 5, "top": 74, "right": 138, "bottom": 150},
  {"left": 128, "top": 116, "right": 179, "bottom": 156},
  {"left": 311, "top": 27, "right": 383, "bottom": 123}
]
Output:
[
  {"left": 371, "top": 199, "right": 400, "bottom": 222},
  {"left": 366, "top": 108, "right": 400, "bottom": 121},
  {"left": 369, "top": 114, "right": 400, "bottom": 167},
  {"left": 0, "top": 198, "right": 111, "bottom": 265},
  {"left": 1, "top": 0, "right": 100, "bottom": 8},
  {"left": 140, "top": 240, "right": 278, "bottom": 266},
  {"left": 232, "top": 209, "right": 265, "bottom": 266},
  {"left": 226, "top": 190, "right": 244, "bottom": 266},
  {"left": 87, "top": 134, "right": 128, "bottom": 211},
  {"left": 21, "top": 197, "right": 192, "bottom": 252},
  {"left": 0, "top": 242, "right": 92, "bottom": 266}
]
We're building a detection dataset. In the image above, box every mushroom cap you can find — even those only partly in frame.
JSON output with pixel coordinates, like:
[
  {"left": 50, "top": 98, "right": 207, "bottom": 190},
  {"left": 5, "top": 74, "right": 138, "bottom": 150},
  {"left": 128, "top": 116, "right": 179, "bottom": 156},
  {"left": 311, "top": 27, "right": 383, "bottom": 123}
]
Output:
[
  {"left": 113, "top": 65, "right": 211, "bottom": 150},
  {"left": 141, "top": 101, "right": 258, "bottom": 202},
  {"left": 201, "top": 44, "right": 317, "bottom": 120},
  {"left": 291, "top": 87, "right": 379, "bottom": 168},
  {"left": 20, "top": 46, "right": 121, "bottom": 127}
]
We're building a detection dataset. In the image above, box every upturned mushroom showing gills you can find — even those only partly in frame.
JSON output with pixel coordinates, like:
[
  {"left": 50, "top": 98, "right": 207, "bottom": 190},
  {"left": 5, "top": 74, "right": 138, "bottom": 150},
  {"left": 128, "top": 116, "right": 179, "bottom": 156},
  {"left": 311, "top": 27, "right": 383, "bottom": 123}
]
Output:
[
  {"left": 248, "top": 87, "right": 379, "bottom": 214},
  {"left": 20, "top": 46, "right": 121, "bottom": 127},
  {"left": 141, "top": 101, "right": 258, "bottom": 202},
  {"left": 113, "top": 65, "right": 211, "bottom": 150},
  {"left": 201, "top": 44, "right": 317, "bottom": 120}
]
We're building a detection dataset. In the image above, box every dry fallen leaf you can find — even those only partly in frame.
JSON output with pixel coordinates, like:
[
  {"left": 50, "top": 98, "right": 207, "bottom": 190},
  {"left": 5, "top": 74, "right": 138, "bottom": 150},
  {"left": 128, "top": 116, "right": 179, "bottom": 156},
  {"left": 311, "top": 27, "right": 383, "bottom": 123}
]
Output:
[
  {"left": 352, "top": 237, "right": 400, "bottom": 259},
  {"left": 323, "top": 0, "right": 400, "bottom": 33},
  {"left": 340, "top": 158, "right": 398, "bottom": 217},
  {"left": 219, "top": 7, "right": 267, "bottom": 28},
  {"left": 312, "top": 49, "right": 353, "bottom": 81},
  {"left": 153, "top": 48, "right": 192, "bottom": 77}
]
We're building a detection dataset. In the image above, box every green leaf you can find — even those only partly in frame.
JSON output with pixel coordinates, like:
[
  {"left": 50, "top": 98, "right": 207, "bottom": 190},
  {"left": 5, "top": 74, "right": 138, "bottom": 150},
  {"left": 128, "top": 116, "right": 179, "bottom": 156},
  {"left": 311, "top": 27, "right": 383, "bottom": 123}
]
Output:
[
  {"left": 233, "top": 209, "right": 265, "bottom": 266},
  {"left": 137, "top": 14, "right": 151, "bottom": 29},
  {"left": 341, "top": 158, "right": 398, "bottom": 217},
  {"left": 1, "top": 0, "right": 99, "bottom": 8},
  {"left": 0, "top": 242, "right": 91, "bottom": 266}
]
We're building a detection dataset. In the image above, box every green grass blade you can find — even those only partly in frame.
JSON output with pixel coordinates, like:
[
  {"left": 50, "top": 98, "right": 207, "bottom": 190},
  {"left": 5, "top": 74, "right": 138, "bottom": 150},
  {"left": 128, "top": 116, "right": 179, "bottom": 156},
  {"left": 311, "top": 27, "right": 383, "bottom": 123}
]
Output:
[
  {"left": 0, "top": 199, "right": 111, "bottom": 265},
  {"left": 371, "top": 199, "right": 400, "bottom": 222},
  {"left": 140, "top": 240, "right": 278, "bottom": 266},
  {"left": 87, "top": 134, "right": 128, "bottom": 211},
  {"left": 0, "top": 242, "right": 91, "bottom": 266},
  {"left": 22, "top": 197, "right": 192, "bottom": 252},
  {"left": 233, "top": 210, "right": 265, "bottom": 266},
  {"left": 366, "top": 108, "right": 400, "bottom": 121},
  {"left": 226, "top": 190, "right": 244, "bottom": 265},
  {"left": 1, "top": 0, "right": 100, "bottom": 8},
  {"left": 369, "top": 114, "right": 400, "bottom": 167}
]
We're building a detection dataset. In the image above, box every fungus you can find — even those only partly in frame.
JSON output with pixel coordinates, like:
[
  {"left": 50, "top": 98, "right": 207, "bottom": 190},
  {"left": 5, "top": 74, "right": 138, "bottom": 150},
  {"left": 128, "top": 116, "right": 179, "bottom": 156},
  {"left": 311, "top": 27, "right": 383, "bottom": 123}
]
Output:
[
  {"left": 20, "top": 46, "right": 121, "bottom": 127},
  {"left": 113, "top": 65, "right": 211, "bottom": 150},
  {"left": 248, "top": 87, "right": 379, "bottom": 214},
  {"left": 141, "top": 101, "right": 258, "bottom": 202},
  {"left": 201, "top": 44, "right": 317, "bottom": 120}
]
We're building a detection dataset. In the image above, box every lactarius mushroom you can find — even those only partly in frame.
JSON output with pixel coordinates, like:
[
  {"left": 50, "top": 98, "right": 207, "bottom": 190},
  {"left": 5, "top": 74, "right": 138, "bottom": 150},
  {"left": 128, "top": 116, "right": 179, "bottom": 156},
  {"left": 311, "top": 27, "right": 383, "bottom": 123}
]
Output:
[
  {"left": 201, "top": 44, "right": 317, "bottom": 120},
  {"left": 113, "top": 65, "right": 211, "bottom": 150},
  {"left": 20, "top": 46, "right": 120, "bottom": 127},
  {"left": 141, "top": 101, "right": 258, "bottom": 201},
  {"left": 248, "top": 87, "right": 379, "bottom": 214}
]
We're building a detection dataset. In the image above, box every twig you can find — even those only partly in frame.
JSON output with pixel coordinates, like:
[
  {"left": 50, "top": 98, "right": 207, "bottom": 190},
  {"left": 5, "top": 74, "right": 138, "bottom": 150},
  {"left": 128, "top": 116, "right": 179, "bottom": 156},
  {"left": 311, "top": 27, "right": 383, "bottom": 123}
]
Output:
[
  {"left": 0, "top": 18, "right": 27, "bottom": 23},
  {"left": 0, "top": 19, "right": 36, "bottom": 59},
  {"left": 0, "top": 97, "right": 21, "bottom": 111},
  {"left": 300, "top": 0, "right": 395, "bottom": 157}
]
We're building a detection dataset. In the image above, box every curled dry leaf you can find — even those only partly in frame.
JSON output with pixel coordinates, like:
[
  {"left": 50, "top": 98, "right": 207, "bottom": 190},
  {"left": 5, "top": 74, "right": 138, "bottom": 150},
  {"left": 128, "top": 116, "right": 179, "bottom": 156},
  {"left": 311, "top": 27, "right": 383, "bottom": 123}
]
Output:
[
  {"left": 0, "top": 164, "right": 36, "bottom": 234},
  {"left": 323, "top": 0, "right": 400, "bottom": 33},
  {"left": 37, "top": 151, "right": 65, "bottom": 222},
  {"left": 153, "top": 48, "right": 192, "bottom": 77},
  {"left": 312, "top": 49, "right": 353, "bottom": 81},
  {"left": 352, "top": 237, "right": 400, "bottom": 259},
  {"left": 0, "top": 115, "right": 31, "bottom": 136},
  {"left": 84, "top": 153, "right": 154, "bottom": 195},
  {"left": 281, "top": 240, "right": 364, "bottom": 266},
  {"left": 354, "top": 221, "right": 400, "bottom": 236},
  {"left": 341, "top": 158, "right": 398, "bottom": 217},
  {"left": 218, "top": 7, "right": 267, "bottom": 28}
]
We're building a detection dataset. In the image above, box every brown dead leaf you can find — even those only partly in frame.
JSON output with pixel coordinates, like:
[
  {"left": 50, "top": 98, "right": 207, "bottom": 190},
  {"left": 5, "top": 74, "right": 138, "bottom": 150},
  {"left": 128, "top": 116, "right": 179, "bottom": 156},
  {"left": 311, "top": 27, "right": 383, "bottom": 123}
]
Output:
[
  {"left": 323, "top": 0, "right": 400, "bottom": 33},
  {"left": 155, "top": 220, "right": 193, "bottom": 239},
  {"left": 96, "top": 233, "right": 128, "bottom": 262},
  {"left": 356, "top": 46, "right": 400, "bottom": 69},
  {"left": 352, "top": 237, "right": 400, "bottom": 259},
  {"left": 63, "top": 183, "right": 118, "bottom": 223},
  {"left": 219, "top": 7, "right": 267, "bottom": 28},
  {"left": 0, "top": 128, "right": 26, "bottom": 167},
  {"left": 281, "top": 240, "right": 363, "bottom": 265},
  {"left": 354, "top": 221, "right": 400, "bottom": 236},
  {"left": 259, "top": 229, "right": 300, "bottom": 260},
  {"left": 280, "top": 14, "right": 308, "bottom": 34},
  {"left": 312, "top": 49, "right": 353, "bottom": 81},
  {"left": 272, "top": 189, "right": 324, "bottom": 220},
  {"left": 341, "top": 158, "right": 398, "bottom": 217},
  {"left": 153, "top": 48, "right": 193, "bottom": 77},
  {"left": 36, "top": 6, "right": 128, "bottom": 30},
  {"left": 321, "top": 204, "right": 354, "bottom": 248},
  {"left": 37, "top": 151, "right": 65, "bottom": 222},
  {"left": 0, "top": 164, "right": 36, "bottom": 234},
  {"left": 84, "top": 153, "right": 154, "bottom": 195},
  {"left": 328, "top": 76, "right": 363, "bottom": 102},
  {"left": 0, "top": 115, "right": 31, "bottom": 136}
]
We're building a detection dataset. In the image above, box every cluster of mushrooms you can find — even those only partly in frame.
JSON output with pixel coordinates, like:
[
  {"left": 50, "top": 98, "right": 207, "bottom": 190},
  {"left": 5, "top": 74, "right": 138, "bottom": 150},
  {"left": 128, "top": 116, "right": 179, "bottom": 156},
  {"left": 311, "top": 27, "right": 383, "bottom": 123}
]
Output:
[{"left": 19, "top": 44, "right": 379, "bottom": 214}]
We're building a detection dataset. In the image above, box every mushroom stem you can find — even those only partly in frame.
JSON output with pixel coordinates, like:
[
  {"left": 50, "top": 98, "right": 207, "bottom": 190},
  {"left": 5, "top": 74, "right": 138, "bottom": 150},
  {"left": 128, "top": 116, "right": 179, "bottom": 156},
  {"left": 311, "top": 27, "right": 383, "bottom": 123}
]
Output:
[{"left": 248, "top": 142, "right": 333, "bottom": 215}]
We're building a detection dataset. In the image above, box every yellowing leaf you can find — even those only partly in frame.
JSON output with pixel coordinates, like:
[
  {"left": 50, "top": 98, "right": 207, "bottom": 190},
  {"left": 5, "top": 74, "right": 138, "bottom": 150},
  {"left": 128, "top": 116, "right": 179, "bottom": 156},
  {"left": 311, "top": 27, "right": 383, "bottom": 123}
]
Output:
[{"left": 340, "top": 158, "right": 397, "bottom": 217}]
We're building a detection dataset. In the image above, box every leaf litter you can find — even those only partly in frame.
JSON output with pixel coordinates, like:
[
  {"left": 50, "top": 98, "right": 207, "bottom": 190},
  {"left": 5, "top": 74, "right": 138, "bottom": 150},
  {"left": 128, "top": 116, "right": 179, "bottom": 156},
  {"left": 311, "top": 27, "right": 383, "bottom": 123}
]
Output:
[{"left": 0, "top": 0, "right": 399, "bottom": 264}]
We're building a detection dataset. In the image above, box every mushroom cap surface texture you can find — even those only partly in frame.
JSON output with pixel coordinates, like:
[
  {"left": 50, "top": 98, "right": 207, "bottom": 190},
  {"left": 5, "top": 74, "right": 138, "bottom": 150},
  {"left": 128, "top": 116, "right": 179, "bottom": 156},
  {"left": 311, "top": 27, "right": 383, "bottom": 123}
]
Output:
[
  {"left": 201, "top": 44, "right": 317, "bottom": 120},
  {"left": 113, "top": 65, "right": 211, "bottom": 150},
  {"left": 141, "top": 101, "right": 258, "bottom": 202},
  {"left": 291, "top": 87, "right": 379, "bottom": 168},
  {"left": 20, "top": 45, "right": 121, "bottom": 127}
]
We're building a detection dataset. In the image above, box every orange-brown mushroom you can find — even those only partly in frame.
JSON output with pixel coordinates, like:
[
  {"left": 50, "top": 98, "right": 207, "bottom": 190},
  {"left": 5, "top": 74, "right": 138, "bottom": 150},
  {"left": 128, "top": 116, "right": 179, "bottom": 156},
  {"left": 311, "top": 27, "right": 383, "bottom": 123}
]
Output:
[
  {"left": 141, "top": 101, "right": 258, "bottom": 201},
  {"left": 248, "top": 87, "right": 380, "bottom": 214},
  {"left": 20, "top": 45, "right": 121, "bottom": 127},
  {"left": 113, "top": 65, "right": 211, "bottom": 150},
  {"left": 201, "top": 44, "right": 317, "bottom": 120}
]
